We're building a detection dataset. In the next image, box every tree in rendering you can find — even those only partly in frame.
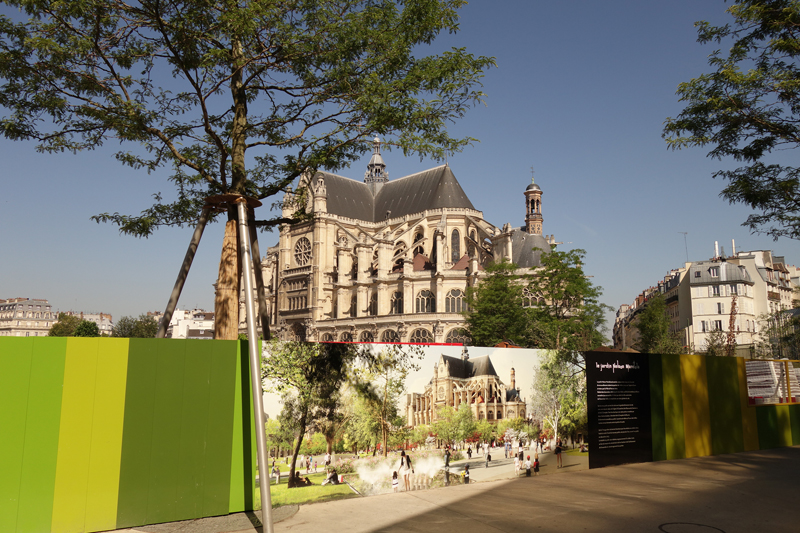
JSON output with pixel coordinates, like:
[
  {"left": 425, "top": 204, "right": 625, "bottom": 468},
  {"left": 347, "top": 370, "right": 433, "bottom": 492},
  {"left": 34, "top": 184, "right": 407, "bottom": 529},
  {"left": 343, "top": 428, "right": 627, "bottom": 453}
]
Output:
[
  {"left": 664, "top": 1, "right": 800, "bottom": 240},
  {"left": 0, "top": 0, "right": 494, "bottom": 337}
]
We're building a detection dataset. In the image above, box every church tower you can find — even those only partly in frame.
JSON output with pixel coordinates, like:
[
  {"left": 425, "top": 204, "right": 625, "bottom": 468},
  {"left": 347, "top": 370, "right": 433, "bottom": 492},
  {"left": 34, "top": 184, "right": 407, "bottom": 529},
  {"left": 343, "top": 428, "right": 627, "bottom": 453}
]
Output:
[
  {"left": 364, "top": 137, "right": 389, "bottom": 195},
  {"left": 524, "top": 175, "right": 543, "bottom": 235}
]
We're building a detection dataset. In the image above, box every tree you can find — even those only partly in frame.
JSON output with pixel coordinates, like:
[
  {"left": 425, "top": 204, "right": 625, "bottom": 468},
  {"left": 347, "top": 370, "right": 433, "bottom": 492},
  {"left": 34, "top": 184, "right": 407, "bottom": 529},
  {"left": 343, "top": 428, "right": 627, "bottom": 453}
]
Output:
[
  {"left": 664, "top": 1, "right": 800, "bottom": 239},
  {"left": 354, "top": 345, "right": 420, "bottom": 457},
  {"left": 48, "top": 313, "right": 81, "bottom": 337},
  {"left": 0, "top": 0, "right": 493, "bottom": 338},
  {"left": 112, "top": 314, "right": 158, "bottom": 338},
  {"left": 634, "top": 294, "right": 683, "bottom": 354},
  {"left": 530, "top": 352, "right": 584, "bottom": 445},
  {"left": 74, "top": 320, "right": 100, "bottom": 337},
  {"left": 262, "top": 341, "right": 357, "bottom": 486},
  {"left": 704, "top": 327, "right": 728, "bottom": 357},
  {"left": 465, "top": 259, "right": 529, "bottom": 346},
  {"left": 525, "top": 248, "right": 611, "bottom": 355}
]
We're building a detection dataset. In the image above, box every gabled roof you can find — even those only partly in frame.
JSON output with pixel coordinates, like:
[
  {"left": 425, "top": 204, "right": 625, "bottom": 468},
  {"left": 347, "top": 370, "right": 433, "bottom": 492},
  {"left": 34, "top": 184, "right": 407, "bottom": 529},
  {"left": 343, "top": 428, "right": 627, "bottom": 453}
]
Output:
[
  {"left": 440, "top": 354, "right": 498, "bottom": 379},
  {"left": 312, "top": 165, "right": 475, "bottom": 222}
]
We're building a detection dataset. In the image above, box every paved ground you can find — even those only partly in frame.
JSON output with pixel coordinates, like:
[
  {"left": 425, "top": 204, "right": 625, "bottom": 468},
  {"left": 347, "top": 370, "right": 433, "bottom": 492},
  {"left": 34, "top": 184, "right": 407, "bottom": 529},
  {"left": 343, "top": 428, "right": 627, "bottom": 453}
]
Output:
[{"left": 113, "top": 446, "right": 799, "bottom": 533}]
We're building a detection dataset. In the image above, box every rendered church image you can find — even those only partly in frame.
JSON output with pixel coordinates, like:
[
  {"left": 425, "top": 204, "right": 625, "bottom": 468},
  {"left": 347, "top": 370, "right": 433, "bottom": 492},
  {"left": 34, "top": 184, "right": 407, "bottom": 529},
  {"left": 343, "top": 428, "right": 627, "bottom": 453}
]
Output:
[
  {"left": 405, "top": 348, "right": 527, "bottom": 427},
  {"left": 260, "top": 138, "right": 556, "bottom": 343}
]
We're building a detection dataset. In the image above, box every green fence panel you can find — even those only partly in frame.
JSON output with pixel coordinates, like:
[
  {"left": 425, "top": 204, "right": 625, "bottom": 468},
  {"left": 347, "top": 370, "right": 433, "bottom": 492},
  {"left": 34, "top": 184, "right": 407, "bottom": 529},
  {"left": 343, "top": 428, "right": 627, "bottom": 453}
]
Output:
[
  {"left": 649, "top": 354, "right": 667, "bottom": 461},
  {"left": 790, "top": 405, "right": 800, "bottom": 446},
  {"left": 229, "top": 341, "right": 256, "bottom": 513},
  {"left": 661, "top": 354, "right": 685, "bottom": 460},
  {"left": 705, "top": 357, "right": 744, "bottom": 455},
  {"left": 16, "top": 339, "right": 67, "bottom": 533}
]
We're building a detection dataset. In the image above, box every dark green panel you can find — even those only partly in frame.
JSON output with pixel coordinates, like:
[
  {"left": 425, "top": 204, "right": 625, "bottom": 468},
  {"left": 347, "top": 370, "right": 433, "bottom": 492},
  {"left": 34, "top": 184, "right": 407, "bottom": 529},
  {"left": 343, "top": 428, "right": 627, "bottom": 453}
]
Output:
[
  {"left": 755, "top": 406, "right": 781, "bottom": 449},
  {"left": 229, "top": 340, "right": 256, "bottom": 513},
  {"left": 706, "top": 357, "right": 744, "bottom": 455},
  {"left": 789, "top": 405, "right": 800, "bottom": 446},
  {"left": 201, "top": 340, "right": 237, "bottom": 516},
  {"left": 116, "top": 338, "right": 159, "bottom": 529},
  {"left": 174, "top": 340, "right": 213, "bottom": 521},
  {"left": 661, "top": 354, "right": 686, "bottom": 460},
  {"left": 145, "top": 339, "right": 186, "bottom": 525},
  {"left": 16, "top": 338, "right": 67, "bottom": 533},
  {"left": 649, "top": 354, "right": 667, "bottom": 461},
  {"left": 0, "top": 338, "right": 34, "bottom": 533}
]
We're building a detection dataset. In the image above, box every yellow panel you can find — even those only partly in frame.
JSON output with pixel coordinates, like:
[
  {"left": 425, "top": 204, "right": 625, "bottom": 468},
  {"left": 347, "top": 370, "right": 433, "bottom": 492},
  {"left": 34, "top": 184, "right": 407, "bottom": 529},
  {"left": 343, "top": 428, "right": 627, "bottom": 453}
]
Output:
[
  {"left": 84, "top": 339, "right": 129, "bottom": 532},
  {"left": 680, "top": 354, "right": 712, "bottom": 458},
  {"left": 737, "top": 358, "right": 760, "bottom": 451},
  {"left": 51, "top": 338, "right": 99, "bottom": 533},
  {"left": 775, "top": 406, "right": 794, "bottom": 447}
]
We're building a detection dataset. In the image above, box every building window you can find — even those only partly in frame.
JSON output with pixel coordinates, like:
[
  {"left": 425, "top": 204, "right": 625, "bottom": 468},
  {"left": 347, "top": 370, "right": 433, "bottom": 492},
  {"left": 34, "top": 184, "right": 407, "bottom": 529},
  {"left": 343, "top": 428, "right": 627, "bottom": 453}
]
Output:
[
  {"left": 487, "top": 410, "right": 494, "bottom": 420},
  {"left": 711, "top": 285, "right": 720, "bottom": 296},
  {"left": 445, "top": 289, "right": 466, "bottom": 313},
  {"left": 367, "top": 293, "right": 378, "bottom": 316},
  {"left": 451, "top": 229, "right": 461, "bottom": 262},
  {"left": 717, "top": 302, "right": 725, "bottom": 314},
  {"left": 349, "top": 295, "right": 357, "bottom": 317},
  {"left": 731, "top": 284, "right": 738, "bottom": 295},
  {"left": 695, "top": 271, "right": 701, "bottom": 278},
  {"left": 359, "top": 330, "right": 374, "bottom": 343},
  {"left": 390, "top": 291, "right": 403, "bottom": 314},
  {"left": 709, "top": 266, "right": 719, "bottom": 277},
  {"left": 288, "top": 323, "right": 306, "bottom": 342},
  {"left": 445, "top": 328, "right": 470, "bottom": 344},
  {"left": 340, "top": 331, "right": 353, "bottom": 342},
  {"left": 321, "top": 333, "right": 335, "bottom": 342},
  {"left": 416, "top": 290, "right": 435, "bottom": 313},
  {"left": 409, "top": 328, "right": 433, "bottom": 344},
  {"left": 381, "top": 329, "right": 400, "bottom": 343},
  {"left": 294, "top": 237, "right": 311, "bottom": 266},
  {"left": 713, "top": 320, "right": 723, "bottom": 331}
]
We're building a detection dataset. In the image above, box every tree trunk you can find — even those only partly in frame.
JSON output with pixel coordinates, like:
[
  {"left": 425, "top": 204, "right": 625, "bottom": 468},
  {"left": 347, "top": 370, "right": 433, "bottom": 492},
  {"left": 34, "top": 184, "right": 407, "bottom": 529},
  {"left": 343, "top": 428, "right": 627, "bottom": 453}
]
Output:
[
  {"left": 214, "top": 215, "right": 240, "bottom": 339},
  {"left": 288, "top": 413, "right": 307, "bottom": 488}
]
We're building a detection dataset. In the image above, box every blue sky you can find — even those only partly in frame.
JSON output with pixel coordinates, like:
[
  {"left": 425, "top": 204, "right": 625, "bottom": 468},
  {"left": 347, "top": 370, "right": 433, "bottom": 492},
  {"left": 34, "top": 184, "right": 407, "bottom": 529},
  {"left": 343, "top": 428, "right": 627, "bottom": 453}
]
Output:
[{"left": 3, "top": 1, "right": 799, "bottom": 337}]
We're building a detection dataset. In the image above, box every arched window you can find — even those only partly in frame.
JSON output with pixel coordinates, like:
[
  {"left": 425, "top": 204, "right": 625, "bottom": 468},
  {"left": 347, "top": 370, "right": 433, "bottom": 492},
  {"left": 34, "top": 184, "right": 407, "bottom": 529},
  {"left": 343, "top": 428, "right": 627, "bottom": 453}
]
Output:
[
  {"left": 496, "top": 411, "right": 503, "bottom": 420},
  {"left": 294, "top": 237, "right": 311, "bottom": 266},
  {"left": 288, "top": 323, "right": 306, "bottom": 342},
  {"left": 522, "top": 288, "right": 536, "bottom": 308},
  {"left": 478, "top": 411, "right": 485, "bottom": 420},
  {"left": 381, "top": 329, "right": 400, "bottom": 343},
  {"left": 445, "top": 289, "right": 465, "bottom": 313},
  {"left": 416, "top": 290, "right": 435, "bottom": 313},
  {"left": 413, "top": 229, "right": 424, "bottom": 256},
  {"left": 451, "top": 229, "right": 460, "bottom": 262},
  {"left": 409, "top": 328, "right": 433, "bottom": 344},
  {"left": 360, "top": 330, "right": 374, "bottom": 343},
  {"left": 321, "top": 333, "right": 335, "bottom": 342},
  {"left": 392, "top": 242, "right": 407, "bottom": 272},
  {"left": 487, "top": 410, "right": 494, "bottom": 420},
  {"left": 445, "top": 328, "right": 470, "bottom": 344},
  {"left": 340, "top": 331, "right": 353, "bottom": 342},
  {"left": 390, "top": 291, "right": 403, "bottom": 314},
  {"left": 368, "top": 293, "right": 378, "bottom": 316}
]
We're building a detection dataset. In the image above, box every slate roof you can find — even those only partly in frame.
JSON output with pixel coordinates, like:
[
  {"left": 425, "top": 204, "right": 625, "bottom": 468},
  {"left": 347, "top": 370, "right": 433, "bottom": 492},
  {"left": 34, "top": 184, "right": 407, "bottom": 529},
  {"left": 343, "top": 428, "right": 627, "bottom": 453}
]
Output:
[
  {"left": 312, "top": 165, "right": 475, "bottom": 222},
  {"left": 510, "top": 229, "right": 551, "bottom": 268},
  {"left": 689, "top": 261, "right": 752, "bottom": 284},
  {"left": 440, "top": 354, "right": 498, "bottom": 379}
]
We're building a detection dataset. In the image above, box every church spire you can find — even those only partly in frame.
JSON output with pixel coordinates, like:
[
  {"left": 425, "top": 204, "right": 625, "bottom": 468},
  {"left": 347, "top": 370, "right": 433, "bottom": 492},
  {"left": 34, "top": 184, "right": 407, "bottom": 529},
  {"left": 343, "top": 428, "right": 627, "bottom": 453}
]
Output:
[{"left": 364, "top": 136, "right": 389, "bottom": 195}]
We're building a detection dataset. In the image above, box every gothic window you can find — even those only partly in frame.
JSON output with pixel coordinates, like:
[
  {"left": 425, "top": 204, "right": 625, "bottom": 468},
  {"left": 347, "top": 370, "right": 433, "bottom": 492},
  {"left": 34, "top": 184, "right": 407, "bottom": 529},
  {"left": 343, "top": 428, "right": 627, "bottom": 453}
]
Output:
[
  {"left": 478, "top": 411, "right": 485, "bottom": 420},
  {"left": 349, "top": 295, "right": 357, "bottom": 317},
  {"left": 409, "top": 328, "right": 433, "bottom": 344},
  {"left": 288, "top": 323, "right": 306, "bottom": 342},
  {"left": 321, "top": 333, "right": 335, "bottom": 342},
  {"left": 487, "top": 410, "right": 494, "bottom": 420},
  {"left": 294, "top": 237, "right": 311, "bottom": 266},
  {"left": 368, "top": 293, "right": 378, "bottom": 316},
  {"left": 445, "top": 328, "right": 470, "bottom": 344},
  {"left": 340, "top": 331, "right": 353, "bottom": 342},
  {"left": 413, "top": 229, "right": 424, "bottom": 256},
  {"left": 522, "top": 288, "right": 536, "bottom": 308},
  {"left": 445, "top": 289, "right": 465, "bottom": 313},
  {"left": 416, "top": 290, "right": 435, "bottom": 313},
  {"left": 390, "top": 291, "right": 403, "bottom": 314},
  {"left": 360, "top": 330, "right": 374, "bottom": 343},
  {"left": 451, "top": 229, "right": 460, "bottom": 262},
  {"left": 393, "top": 242, "right": 407, "bottom": 272},
  {"left": 381, "top": 329, "right": 400, "bottom": 343},
  {"left": 496, "top": 411, "right": 503, "bottom": 420}
]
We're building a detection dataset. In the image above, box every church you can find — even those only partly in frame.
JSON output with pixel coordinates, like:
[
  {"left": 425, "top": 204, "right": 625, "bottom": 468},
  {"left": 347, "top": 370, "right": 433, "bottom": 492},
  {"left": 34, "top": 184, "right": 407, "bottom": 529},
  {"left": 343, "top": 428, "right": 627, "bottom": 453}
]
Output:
[
  {"left": 260, "top": 138, "right": 555, "bottom": 343},
  {"left": 405, "top": 347, "right": 526, "bottom": 427}
]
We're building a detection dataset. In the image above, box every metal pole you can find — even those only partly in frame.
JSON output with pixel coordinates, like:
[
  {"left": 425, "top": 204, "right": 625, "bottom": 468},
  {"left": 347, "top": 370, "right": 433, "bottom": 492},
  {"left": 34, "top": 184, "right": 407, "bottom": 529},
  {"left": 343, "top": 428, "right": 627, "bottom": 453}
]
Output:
[
  {"left": 157, "top": 206, "right": 212, "bottom": 338},
  {"left": 236, "top": 199, "right": 274, "bottom": 533},
  {"left": 248, "top": 215, "right": 271, "bottom": 340}
]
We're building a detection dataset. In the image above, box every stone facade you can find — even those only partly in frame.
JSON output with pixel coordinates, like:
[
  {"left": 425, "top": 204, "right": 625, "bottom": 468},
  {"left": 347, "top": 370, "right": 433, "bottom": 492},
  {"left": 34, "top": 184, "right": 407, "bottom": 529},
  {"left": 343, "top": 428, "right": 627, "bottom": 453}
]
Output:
[{"left": 0, "top": 297, "right": 56, "bottom": 337}]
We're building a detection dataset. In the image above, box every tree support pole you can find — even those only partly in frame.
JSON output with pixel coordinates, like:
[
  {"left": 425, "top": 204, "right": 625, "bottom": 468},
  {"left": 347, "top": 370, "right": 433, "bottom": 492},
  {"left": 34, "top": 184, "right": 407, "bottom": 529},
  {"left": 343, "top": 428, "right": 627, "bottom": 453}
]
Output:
[
  {"left": 236, "top": 199, "right": 274, "bottom": 533},
  {"left": 157, "top": 206, "right": 212, "bottom": 338},
  {"left": 248, "top": 214, "right": 271, "bottom": 340}
]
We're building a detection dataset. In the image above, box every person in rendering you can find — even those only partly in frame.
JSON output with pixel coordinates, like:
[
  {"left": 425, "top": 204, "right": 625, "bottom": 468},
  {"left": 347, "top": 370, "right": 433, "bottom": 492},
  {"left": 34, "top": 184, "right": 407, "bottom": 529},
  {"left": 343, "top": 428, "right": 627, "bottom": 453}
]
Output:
[
  {"left": 467, "top": 446, "right": 472, "bottom": 459},
  {"left": 399, "top": 450, "right": 414, "bottom": 491},
  {"left": 463, "top": 464, "right": 470, "bottom": 484},
  {"left": 322, "top": 468, "right": 339, "bottom": 485},
  {"left": 555, "top": 439, "right": 563, "bottom": 468},
  {"left": 324, "top": 451, "right": 331, "bottom": 468},
  {"left": 514, "top": 454, "right": 521, "bottom": 477},
  {"left": 525, "top": 455, "right": 532, "bottom": 477},
  {"left": 272, "top": 466, "right": 281, "bottom": 485},
  {"left": 533, "top": 453, "right": 540, "bottom": 475},
  {"left": 392, "top": 471, "right": 399, "bottom": 492},
  {"left": 485, "top": 448, "right": 491, "bottom": 468}
]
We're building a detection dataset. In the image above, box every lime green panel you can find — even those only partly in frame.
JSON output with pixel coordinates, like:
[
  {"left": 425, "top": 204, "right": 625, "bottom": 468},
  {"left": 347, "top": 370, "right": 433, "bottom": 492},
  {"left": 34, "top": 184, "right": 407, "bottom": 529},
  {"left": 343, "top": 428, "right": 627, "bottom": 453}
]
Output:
[
  {"left": 16, "top": 338, "right": 67, "bottom": 533},
  {"left": 145, "top": 339, "right": 186, "bottom": 525},
  {"left": 229, "top": 340, "right": 256, "bottom": 513},
  {"left": 775, "top": 406, "right": 793, "bottom": 447},
  {"left": 790, "top": 405, "right": 800, "bottom": 445},
  {"left": 680, "top": 354, "right": 712, "bottom": 458},
  {"left": 661, "top": 354, "right": 686, "bottom": 460},
  {"left": 756, "top": 406, "right": 782, "bottom": 449},
  {"left": 201, "top": 340, "right": 237, "bottom": 516},
  {"left": 84, "top": 339, "right": 129, "bottom": 533},
  {"left": 737, "top": 359, "right": 760, "bottom": 451},
  {"left": 52, "top": 338, "right": 100, "bottom": 533},
  {"left": 649, "top": 354, "right": 667, "bottom": 461},
  {"left": 706, "top": 357, "right": 744, "bottom": 455},
  {"left": 116, "top": 339, "right": 159, "bottom": 529},
  {"left": 0, "top": 338, "right": 35, "bottom": 533},
  {"left": 174, "top": 340, "right": 213, "bottom": 520}
]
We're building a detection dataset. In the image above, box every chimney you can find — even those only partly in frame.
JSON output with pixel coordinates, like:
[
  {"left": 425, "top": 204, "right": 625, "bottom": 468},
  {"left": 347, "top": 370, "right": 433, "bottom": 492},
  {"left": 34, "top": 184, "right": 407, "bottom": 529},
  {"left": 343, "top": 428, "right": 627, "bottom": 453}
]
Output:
[
  {"left": 732, "top": 239, "right": 736, "bottom": 257},
  {"left": 714, "top": 241, "right": 719, "bottom": 259}
]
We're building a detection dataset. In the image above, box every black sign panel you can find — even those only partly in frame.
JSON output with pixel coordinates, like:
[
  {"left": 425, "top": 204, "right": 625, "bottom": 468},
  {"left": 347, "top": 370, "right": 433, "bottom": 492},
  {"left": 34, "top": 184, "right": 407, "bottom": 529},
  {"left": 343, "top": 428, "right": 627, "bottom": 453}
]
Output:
[{"left": 586, "top": 351, "right": 652, "bottom": 469}]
